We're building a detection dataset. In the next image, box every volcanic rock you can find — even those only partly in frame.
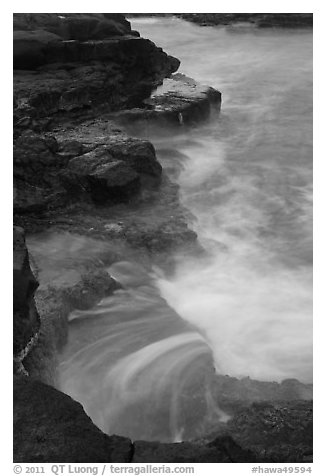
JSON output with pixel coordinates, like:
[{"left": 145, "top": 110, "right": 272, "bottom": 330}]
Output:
[
  {"left": 14, "top": 377, "right": 133, "bottom": 462},
  {"left": 65, "top": 148, "right": 141, "bottom": 203},
  {"left": 99, "top": 136, "right": 162, "bottom": 177},
  {"left": 13, "top": 13, "right": 177, "bottom": 213},
  {"left": 14, "top": 15, "right": 180, "bottom": 120},
  {"left": 205, "top": 401, "right": 313, "bottom": 463},
  {"left": 111, "top": 73, "right": 222, "bottom": 127},
  {"left": 13, "top": 131, "right": 69, "bottom": 213}
]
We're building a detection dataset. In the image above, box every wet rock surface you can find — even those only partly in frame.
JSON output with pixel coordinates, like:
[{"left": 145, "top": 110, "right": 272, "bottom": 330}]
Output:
[{"left": 111, "top": 74, "right": 221, "bottom": 127}]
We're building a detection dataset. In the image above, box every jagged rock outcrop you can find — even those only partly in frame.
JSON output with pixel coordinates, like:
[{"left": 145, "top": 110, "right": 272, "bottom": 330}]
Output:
[
  {"left": 13, "top": 117, "right": 198, "bottom": 253},
  {"left": 112, "top": 74, "right": 222, "bottom": 127},
  {"left": 14, "top": 125, "right": 163, "bottom": 212},
  {"left": 61, "top": 136, "right": 162, "bottom": 204},
  {"left": 63, "top": 148, "right": 141, "bottom": 204},
  {"left": 13, "top": 13, "right": 181, "bottom": 214},
  {"left": 13, "top": 13, "right": 180, "bottom": 122},
  {"left": 14, "top": 36, "right": 179, "bottom": 116},
  {"left": 13, "top": 14, "right": 221, "bottom": 216},
  {"left": 13, "top": 227, "right": 40, "bottom": 372}
]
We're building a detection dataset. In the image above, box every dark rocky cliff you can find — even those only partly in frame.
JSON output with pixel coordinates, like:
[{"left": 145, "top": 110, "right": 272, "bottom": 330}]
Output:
[
  {"left": 13, "top": 13, "right": 219, "bottom": 253},
  {"left": 13, "top": 13, "right": 181, "bottom": 216},
  {"left": 14, "top": 13, "right": 179, "bottom": 107}
]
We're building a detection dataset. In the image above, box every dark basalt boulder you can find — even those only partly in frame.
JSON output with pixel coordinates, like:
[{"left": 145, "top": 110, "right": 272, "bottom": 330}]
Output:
[
  {"left": 13, "top": 227, "right": 40, "bottom": 359},
  {"left": 13, "top": 377, "right": 133, "bottom": 463},
  {"left": 101, "top": 137, "right": 162, "bottom": 177},
  {"left": 13, "top": 123, "right": 163, "bottom": 212},
  {"left": 87, "top": 161, "right": 141, "bottom": 203},
  {"left": 65, "top": 148, "right": 141, "bottom": 203},
  {"left": 54, "top": 126, "right": 163, "bottom": 178}
]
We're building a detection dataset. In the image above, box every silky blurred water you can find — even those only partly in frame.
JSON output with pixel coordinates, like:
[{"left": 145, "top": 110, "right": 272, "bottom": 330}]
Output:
[{"left": 58, "top": 17, "right": 312, "bottom": 441}]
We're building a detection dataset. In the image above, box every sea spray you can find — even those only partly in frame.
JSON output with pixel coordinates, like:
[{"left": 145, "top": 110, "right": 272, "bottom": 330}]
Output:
[{"left": 157, "top": 254, "right": 312, "bottom": 382}]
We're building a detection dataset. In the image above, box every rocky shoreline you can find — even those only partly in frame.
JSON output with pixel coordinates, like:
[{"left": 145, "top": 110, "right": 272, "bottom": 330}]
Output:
[
  {"left": 127, "top": 13, "right": 313, "bottom": 28},
  {"left": 13, "top": 13, "right": 312, "bottom": 463},
  {"left": 174, "top": 13, "right": 313, "bottom": 28}
]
